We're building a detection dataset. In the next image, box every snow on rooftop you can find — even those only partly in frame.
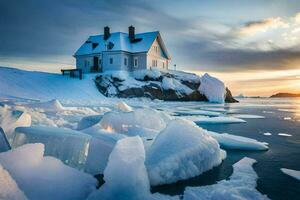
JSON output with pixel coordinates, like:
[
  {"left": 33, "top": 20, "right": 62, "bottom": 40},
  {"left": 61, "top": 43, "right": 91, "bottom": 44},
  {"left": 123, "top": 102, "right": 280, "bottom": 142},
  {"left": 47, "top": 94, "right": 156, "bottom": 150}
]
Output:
[{"left": 74, "top": 31, "right": 161, "bottom": 56}]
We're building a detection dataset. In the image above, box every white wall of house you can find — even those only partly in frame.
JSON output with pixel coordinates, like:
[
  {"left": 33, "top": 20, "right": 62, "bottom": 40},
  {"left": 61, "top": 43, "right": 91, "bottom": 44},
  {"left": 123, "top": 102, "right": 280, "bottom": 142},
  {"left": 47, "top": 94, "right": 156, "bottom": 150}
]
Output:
[
  {"left": 75, "top": 37, "right": 169, "bottom": 73},
  {"left": 75, "top": 54, "right": 102, "bottom": 73},
  {"left": 147, "top": 38, "right": 168, "bottom": 70}
]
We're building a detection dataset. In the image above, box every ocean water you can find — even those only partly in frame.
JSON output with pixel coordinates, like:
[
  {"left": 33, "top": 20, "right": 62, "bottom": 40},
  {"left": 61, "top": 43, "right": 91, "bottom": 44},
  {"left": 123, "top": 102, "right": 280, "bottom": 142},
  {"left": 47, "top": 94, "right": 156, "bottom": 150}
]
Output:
[{"left": 152, "top": 98, "right": 300, "bottom": 200}]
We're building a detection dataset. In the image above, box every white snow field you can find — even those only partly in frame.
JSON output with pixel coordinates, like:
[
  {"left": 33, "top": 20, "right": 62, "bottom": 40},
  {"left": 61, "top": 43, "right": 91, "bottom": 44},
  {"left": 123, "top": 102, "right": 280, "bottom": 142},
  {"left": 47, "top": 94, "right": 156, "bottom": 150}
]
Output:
[
  {"left": 146, "top": 119, "right": 225, "bottom": 186},
  {"left": 0, "top": 66, "right": 104, "bottom": 105},
  {"left": 281, "top": 168, "right": 300, "bottom": 181},
  {"left": 0, "top": 164, "right": 28, "bottom": 200},
  {"left": 0, "top": 143, "right": 97, "bottom": 200},
  {"left": 13, "top": 126, "right": 91, "bottom": 169},
  {"left": 207, "top": 131, "right": 269, "bottom": 151},
  {"left": 183, "top": 157, "right": 270, "bottom": 200},
  {"left": 199, "top": 73, "right": 226, "bottom": 103},
  {"left": 87, "top": 136, "right": 178, "bottom": 200}
]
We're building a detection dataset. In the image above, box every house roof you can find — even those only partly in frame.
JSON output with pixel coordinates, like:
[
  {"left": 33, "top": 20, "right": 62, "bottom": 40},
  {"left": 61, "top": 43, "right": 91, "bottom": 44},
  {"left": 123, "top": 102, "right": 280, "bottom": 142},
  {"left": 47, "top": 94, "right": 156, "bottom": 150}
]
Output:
[{"left": 74, "top": 31, "right": 171, "bottom": 59}]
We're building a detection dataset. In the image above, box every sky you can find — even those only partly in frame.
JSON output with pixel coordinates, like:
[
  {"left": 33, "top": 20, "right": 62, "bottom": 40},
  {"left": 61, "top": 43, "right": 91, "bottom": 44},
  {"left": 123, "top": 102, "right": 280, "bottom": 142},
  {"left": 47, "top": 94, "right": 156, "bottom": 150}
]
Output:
[{"left": 0, "top": 0, "right": 300, "bottom": 96}]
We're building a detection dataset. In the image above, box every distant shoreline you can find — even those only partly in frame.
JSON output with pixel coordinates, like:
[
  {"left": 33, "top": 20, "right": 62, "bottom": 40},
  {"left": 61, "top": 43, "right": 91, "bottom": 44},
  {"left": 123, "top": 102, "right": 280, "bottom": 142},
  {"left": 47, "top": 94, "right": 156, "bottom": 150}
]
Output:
[{"left": 270, "top": 93, "right": 300, "bottom": 98}]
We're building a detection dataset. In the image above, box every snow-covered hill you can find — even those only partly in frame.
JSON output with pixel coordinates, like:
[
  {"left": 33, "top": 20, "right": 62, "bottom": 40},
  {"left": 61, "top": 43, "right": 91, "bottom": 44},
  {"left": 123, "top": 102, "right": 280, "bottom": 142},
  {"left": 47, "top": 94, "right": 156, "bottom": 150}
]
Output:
[{"left": 0, "top": 67, "right": 105, "bottom": 105}]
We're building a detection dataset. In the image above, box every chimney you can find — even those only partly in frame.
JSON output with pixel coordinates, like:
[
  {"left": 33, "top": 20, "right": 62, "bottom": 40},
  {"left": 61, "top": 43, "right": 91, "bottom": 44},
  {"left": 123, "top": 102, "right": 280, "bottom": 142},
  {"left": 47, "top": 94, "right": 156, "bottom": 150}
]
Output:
[
  {"left": 128, "top": 25, "right": 135, "bottom": 42},
  {"left": 104, "top": 26, "right": 110, "bottom": 40}
]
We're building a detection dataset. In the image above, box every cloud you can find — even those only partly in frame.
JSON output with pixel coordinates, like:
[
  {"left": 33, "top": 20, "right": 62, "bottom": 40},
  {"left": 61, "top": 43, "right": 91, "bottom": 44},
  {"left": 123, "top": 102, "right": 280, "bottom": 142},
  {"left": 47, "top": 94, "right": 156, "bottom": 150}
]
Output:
[
  {"left": 235, "top": 17, "right": 288, "bottom": 36},
  {"left": 294, "top": 12, "right": 300, "bottom": 23}
]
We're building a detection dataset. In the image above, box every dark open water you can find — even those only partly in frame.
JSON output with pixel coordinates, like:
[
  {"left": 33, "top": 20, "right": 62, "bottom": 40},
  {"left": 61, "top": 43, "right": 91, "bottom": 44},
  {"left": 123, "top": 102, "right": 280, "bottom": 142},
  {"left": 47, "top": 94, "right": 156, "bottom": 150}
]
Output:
[{"left": 152, "top": 98, "right": 300, "bottom": 200}]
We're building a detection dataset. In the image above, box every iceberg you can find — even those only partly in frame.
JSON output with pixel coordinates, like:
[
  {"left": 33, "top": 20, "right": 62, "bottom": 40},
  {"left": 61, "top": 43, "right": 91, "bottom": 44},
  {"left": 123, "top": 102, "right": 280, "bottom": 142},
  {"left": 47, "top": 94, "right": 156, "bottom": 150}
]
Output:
[
  {"left": 0, "top": 164, "right": 28, "bottom": 200},
  {"left": 0, "top": 143, "right": 97, "bottom": 200},
  {"left": 99, "top": 108, "right": 171, "bottom": 137},
  {"left": 84, "top": 131, "right": 126, "bottom": 175},
  {"left": 183, "top": 157, "right": 270, "bottom": 200},
  {"left": 0, "top": 127, "right": 11, "bottom": 152},
  {"left": 146, "top": 119, "right": 225, "bottom": 186},
  {"left": 199, "top": 73, "right": 226, "bottom": 103},
  {"left": 207, "top": 131, "right": 269, "bottom": 151},
  {"left": 87, "top": 136, "right": 178, "bottom": 200},
  {"left": 13, "top": 126, "right": 91, "bottom": 169},
  {"left": 281, "top": 168, "right": 300, "bottom": 181}
]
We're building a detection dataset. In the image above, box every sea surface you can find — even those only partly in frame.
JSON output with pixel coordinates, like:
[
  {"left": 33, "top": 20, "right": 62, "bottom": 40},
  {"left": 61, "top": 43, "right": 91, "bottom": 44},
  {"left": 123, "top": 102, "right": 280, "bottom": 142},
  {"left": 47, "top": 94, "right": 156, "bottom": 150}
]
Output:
[{"left": 152, "top": 98, "right": 300, "bottom": 200}]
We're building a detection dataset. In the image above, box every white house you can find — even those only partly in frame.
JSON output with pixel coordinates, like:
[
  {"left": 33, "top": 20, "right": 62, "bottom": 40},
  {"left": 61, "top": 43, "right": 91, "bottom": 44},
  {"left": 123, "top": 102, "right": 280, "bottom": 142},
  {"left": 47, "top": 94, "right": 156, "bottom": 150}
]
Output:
[{"left": 74, "top": 26, "right": 171, "bottom": 73}]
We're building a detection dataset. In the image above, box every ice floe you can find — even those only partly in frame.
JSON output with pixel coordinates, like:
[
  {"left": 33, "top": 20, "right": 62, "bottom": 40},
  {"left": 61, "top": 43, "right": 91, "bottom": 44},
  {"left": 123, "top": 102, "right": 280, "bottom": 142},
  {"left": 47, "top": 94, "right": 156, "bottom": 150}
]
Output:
[
  {"left": 84, "top": 131, "right": 125, "bottom": 175},
  {"left": 179, "top": 115, "right": 246, "bottom": 124},
  {"left": 0, "top": 143, "right": 97, "bottom": 200},
  {"left": 87, "top": 136, "right": 178, "bottom": 200},
  {"left": 183, "top": 157, "right": 270, "bottom": 200},
  {"left": 231, "top": 114, "right": 265, "bottom": 119},
  {"left": 281, "top": 168, "right": 300, "bottom": 181},
  {"left": 207, "top": 131, "right": 269, "bottom": 151},
  {"left": 199, "top": 73, "right": 226, "bottom": 103},
  {"left": 146, "top": 119, "right": 225, "bottom": 185},
  {"left": 99, "top": 108, "right": 171, "bottom": 137},
  {"left": 13, "top": 126, "right": 91, "bottom": 169},
  {"left": 174, "top": 110, "right": 221, "bottom": 117},
  {"left": 263, "top": 132, "right": 272, "bottom": 136},
  {"left": 0, "top": 164, "right": 28, "bottom": 200},
  {"left": 278, "top": 133, "right": 292, "bottom": 137}
]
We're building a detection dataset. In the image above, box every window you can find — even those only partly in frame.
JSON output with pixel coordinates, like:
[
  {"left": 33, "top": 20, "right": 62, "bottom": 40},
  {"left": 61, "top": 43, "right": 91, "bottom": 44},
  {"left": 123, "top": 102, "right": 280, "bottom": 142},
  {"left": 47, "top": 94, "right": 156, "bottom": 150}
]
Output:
[
  {"left": 99, "top": 59, "right": 102, "bottom": 65},
  {"left": 110, "top": 58, "right": 113, "bottom": 64},
  {"left": 134, "top": 58, "right": 138, "bottom": 68},
  {"left": 152, "top": 60, "right": 157, "bottom": 67},
  {"left": 163, "top": 62, "right": 165, "bottom": 69},
  {"left": 124, "top": 58, "right": 127, "bottom": 66}
]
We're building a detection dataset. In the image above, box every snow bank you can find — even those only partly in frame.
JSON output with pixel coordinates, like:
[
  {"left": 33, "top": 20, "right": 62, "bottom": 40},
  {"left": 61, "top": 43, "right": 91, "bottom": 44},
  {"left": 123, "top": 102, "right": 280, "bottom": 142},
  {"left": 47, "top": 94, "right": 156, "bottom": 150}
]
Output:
[
  {"left": 87, "top": 136, "right": 178, "bottom": 200},
  {"left": 199, "top": 73, "right": 226, "bottom": 103},
  {"left": 168, "top": 70, "right": 200, "bottom": 84},
  {"left": 281, "top": 168, "right": 300, "bottom": 181},
  {"left": 13, "top": 126, "right": 91, "bottom": 169},
  {"left": 0, "top": 67, "right": 104, "bottom": 105},
  {"left": 183, "top": 157, "right": 270, "bottom": 200},
  {"left": 208, "top": 131, "right": 269, "bottom": 151},
  {"left": 85, "top": 131, "right": 125, "bottom": 175},
  {"left": 0, "top": 107, "right": 31, "bottom": 142},
  {"left": 133, "top": 69, "right": 162, "bottom": 80},
  {"left": 0, "top": 143, "right": 97, "bottom": 200},
  {"left": 100, "top": 108, "right": 171, "bottom": 137},
  {"left": 162, "top": 77, "right": 193, "bottom": 95},
  {"left": 0, "top": 164, "right": 28, "bottom": 200},
  {"left": 146, "top": 119, "right": 225, "bottom": 185},
  {"left": 117, "top": 101, "right": 133, "bottom": 112}
]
